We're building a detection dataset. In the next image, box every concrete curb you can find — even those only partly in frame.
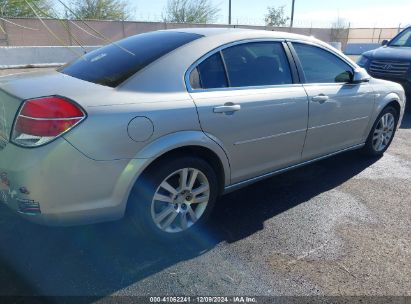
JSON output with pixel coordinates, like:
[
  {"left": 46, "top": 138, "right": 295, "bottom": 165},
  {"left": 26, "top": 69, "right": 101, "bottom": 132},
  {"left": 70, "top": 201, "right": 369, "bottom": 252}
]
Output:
[{"left": 0, "top": 46, "right": 99, "bottom": 68}]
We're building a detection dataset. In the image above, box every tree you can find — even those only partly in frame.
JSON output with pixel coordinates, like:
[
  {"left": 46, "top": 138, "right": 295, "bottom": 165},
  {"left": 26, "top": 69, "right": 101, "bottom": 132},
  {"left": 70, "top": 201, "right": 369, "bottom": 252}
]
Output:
[
  {"left": 330, "top": 16, "right": 349, "bottom": 50},
  {"left": 265, "top": 6, "right": 289, "bottom": 27},
  {"left": 0, "top": 0, "right": 53, "bottom": 17},
  {"left": 163, "top": 0, "right": 220, "bottom": 24},
  {"left": 68, "top": 0, "right": 129, "bottom": 20}
]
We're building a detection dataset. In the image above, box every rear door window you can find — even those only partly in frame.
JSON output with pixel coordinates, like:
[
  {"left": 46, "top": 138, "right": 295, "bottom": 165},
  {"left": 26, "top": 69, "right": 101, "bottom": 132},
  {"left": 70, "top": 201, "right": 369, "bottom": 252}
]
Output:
[
  {"left": 60, "top": 31, "right": 202, "bottom": 88},
  {"left": 222, "top": 42, "right": 293, "bottom": 87},
  {"left": 192, "top": 52, "right": 228, "bottom": 89},
  {"left": 189, "top": 41, "right": 293, "bottom": 90}
]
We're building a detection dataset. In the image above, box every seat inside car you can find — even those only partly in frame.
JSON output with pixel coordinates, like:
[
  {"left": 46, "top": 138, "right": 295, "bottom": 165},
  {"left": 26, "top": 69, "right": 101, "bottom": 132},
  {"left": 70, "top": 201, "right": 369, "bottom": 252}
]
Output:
[{"left": 251, "top": 56, "right": 284, "bottom": 85}]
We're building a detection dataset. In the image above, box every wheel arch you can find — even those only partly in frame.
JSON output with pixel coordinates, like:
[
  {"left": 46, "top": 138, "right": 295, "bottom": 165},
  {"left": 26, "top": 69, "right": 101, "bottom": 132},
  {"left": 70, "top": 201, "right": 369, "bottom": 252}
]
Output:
[
  {"left": 376, "top": 92, "right": 401, "bottom": 110},
  {"left": 363, "top": 92, "right": 404, "bottom": 141},
  {"left": 132, "top": 130, "right": 230, "bottom": 194},
  {"left": 384, "top": 99, "right": 401, "bottom": 116},
  {"left": 376, "top": 95, "right": 403, "bottom": 130},
  {"left": 114, "top": 131, "right": 231, "bottom": 219},
  {"left": 141, "top": 145, "right": 226, "bottom": 193}
]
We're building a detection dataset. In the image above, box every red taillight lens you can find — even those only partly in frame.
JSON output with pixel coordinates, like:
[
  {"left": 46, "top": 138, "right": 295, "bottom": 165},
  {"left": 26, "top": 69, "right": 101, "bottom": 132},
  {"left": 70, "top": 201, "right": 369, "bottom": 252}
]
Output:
[
  {"left": 12, "top": 96, "right": 85, "bottom": 147},
  {"left": 20, "top": 96, "right": 84, "bottom": 119},
  {"left": 15, "top": 116, "right": 82, "bottom": 137}
]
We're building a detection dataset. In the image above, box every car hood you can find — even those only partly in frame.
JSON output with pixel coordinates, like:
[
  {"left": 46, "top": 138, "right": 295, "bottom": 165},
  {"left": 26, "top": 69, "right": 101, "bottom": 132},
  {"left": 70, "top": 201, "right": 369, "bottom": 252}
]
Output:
[{"left": 363, "top": 46, "right": 411, "bottom": 61}]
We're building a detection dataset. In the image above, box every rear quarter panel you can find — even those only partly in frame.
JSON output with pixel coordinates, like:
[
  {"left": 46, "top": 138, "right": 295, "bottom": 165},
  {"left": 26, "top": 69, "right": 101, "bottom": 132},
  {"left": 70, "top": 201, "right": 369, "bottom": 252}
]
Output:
[{"left": 63, "top": 91, "right": 201, "bottom": 161}]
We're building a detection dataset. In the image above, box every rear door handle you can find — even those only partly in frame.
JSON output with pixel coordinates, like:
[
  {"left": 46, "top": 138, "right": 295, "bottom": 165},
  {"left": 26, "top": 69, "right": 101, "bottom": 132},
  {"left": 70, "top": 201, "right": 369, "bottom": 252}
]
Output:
[
  {"left": 213, "top": 104, "right": 241, "bottom": 113},
  {"left": 311, "top": 94, "right": 329, "bottom": 103}
]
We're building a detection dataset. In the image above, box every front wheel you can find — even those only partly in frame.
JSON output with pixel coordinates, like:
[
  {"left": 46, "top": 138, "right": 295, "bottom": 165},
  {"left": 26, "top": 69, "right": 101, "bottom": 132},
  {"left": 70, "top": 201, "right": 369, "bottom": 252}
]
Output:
[
  {"left": 127, "top": 155, "right": 218, "bottom": 241},
  {"left": 362, "top": 106, "right": 399, "bottom": 156}
]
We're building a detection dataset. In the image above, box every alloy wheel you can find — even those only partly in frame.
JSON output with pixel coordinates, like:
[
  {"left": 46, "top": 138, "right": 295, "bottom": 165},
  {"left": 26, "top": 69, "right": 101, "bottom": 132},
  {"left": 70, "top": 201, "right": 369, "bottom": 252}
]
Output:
[
  {"left": 151, "top": 168, "right": 210, "bottom": 233},
  {"left": 372, "top": 112, "right": 395, "bottom": 152}
]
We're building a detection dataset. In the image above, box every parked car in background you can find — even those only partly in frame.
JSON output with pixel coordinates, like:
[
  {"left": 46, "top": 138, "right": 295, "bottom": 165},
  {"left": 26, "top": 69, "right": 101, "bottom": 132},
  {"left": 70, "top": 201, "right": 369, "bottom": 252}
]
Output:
[
  {"left": 0, "top": 28, "right": 406, "bottom": 240},
  {"left": 357, "top": 26, "right": 411, "bottom": 101}
]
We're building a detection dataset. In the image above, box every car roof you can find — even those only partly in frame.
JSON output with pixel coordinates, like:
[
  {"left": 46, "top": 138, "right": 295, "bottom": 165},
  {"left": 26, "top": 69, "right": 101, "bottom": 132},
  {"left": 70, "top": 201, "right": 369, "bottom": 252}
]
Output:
[
  {"left": 120, "top": 27, "right": 357, "bottom": 93},
  {"left": 163, "top": 27, "right": 318, "bottom": 43}
]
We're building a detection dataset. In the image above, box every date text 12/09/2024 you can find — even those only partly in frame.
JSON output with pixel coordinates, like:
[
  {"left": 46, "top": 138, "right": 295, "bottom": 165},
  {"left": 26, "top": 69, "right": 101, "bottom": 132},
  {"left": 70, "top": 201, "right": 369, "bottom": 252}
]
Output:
[{"left": 149, "top": 297, "right": 257, "bottom": 303}]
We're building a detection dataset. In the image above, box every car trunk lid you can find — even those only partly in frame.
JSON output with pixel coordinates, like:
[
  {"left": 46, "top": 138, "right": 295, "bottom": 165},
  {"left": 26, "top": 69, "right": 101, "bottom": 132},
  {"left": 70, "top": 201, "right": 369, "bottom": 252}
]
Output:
[
  {"left": 0, "top": 69, "right": 114, "bottom": 102},
  {"left": 0, "top": 70, "right": 112, "bottom": 149}
]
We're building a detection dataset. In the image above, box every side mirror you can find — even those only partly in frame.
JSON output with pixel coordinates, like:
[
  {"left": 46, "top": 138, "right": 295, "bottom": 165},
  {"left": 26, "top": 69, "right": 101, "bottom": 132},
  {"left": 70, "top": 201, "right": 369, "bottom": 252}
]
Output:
[
  {"left": 335, "top": 71, "right": 353, "bottom": 83},
  {"left": 381, "top": 39, "right": 389, "bottom": 46},
  {"left": 352, "top": 68, "right": 371, "bottom": 83}
]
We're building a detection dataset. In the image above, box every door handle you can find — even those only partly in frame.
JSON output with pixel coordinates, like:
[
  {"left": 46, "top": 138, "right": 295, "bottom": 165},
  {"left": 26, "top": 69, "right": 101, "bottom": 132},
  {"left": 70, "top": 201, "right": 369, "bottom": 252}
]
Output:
[
  {"left": 213, "top": 104, "right": 241, "bottom": 113},
  {"left": 311, "top": 94, "right": 329, "bottom": 103}
]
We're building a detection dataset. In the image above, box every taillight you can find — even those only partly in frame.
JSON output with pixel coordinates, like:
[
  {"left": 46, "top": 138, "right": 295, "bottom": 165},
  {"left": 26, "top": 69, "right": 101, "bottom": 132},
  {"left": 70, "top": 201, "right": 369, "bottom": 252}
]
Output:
[{"left": 12, "top": 96, "right": 86, "bottom": 147}]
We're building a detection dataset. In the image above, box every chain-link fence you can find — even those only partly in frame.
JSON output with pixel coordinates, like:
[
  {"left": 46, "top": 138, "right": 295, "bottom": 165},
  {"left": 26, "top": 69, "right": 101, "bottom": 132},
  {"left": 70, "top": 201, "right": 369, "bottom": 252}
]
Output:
[{"left": 0, "top": 17, "right": 404, "bottom": 50}]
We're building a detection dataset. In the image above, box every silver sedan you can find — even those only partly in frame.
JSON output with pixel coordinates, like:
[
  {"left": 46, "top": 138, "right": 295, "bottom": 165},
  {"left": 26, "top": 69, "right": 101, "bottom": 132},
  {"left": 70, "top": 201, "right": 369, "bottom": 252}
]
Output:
[{"left": 0, "top": 28, "right": 406, "bottom": 240}]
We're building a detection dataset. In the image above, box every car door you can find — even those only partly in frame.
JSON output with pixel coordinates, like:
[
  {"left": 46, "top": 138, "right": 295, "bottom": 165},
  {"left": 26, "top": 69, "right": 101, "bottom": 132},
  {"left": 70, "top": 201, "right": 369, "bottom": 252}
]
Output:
[
  {"left": 187, "top": 41, "right": 309, "bottom": 184},
  {"left": 290, "top": 42, "right": 375, "bottom": 160}
]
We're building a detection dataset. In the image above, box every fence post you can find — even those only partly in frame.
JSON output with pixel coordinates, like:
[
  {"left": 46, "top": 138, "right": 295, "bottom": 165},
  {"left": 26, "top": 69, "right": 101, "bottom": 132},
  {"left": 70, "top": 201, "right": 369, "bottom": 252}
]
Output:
[
  {"left": 65, "top": 19, "right": 73, "bottom": 46},
  {"left": 344, "top": 22, "right": 351, "bottom": 52},
  {"left": 122, "top": 20, "right": 126, "bottom": 38},
  {"left": 0, "top": 18, "right": 9, "bottom": 46},
  {"left": 377, "top": 28, "right": 382, "bottom": 44}
]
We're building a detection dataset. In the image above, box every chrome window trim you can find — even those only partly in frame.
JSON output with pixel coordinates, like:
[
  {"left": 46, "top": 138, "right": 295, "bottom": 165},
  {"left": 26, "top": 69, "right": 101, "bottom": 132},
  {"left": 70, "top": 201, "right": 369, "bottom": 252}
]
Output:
[
  {"left": 184, "top": 38, "right": 298, "bottom": 93},
  {"left": 187, "top": 83, "right": 305, "bottom": 93}
]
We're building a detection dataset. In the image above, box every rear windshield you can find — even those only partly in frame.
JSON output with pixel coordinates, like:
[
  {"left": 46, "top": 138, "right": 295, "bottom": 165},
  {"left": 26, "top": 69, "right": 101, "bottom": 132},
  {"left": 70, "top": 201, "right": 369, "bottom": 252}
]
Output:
[{"left": 59, "top": 31, "right": 203, "bottom": 88}]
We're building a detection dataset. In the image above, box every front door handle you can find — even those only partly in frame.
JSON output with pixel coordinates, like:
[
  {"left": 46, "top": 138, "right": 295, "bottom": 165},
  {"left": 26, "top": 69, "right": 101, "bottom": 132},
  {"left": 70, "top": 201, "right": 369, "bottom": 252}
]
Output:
[
  {"left": 311, "top": 94, "right": 329, "bottom": 103},
  {"left": 213, "top": 104, "right": 241, "bottom": 113}
]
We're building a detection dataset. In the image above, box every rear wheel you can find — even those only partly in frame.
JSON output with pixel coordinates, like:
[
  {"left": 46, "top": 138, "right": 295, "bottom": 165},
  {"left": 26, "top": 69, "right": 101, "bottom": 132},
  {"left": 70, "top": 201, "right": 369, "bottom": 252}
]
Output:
[
  {"left": 362, "top": 106, "right": 399, "bottom": 156},
  {"left": 127, "top": 155, "right": 218, "bottom": 241}
]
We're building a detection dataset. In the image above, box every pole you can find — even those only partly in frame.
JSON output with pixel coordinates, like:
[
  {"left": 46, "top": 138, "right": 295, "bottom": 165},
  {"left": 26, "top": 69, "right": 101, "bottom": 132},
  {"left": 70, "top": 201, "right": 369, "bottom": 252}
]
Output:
[
  {"left": 290, "top": 0, "right": 295, "bottom": 28},
  {"left": 228, "top": 0, "right": 232, "bottom": 25}
]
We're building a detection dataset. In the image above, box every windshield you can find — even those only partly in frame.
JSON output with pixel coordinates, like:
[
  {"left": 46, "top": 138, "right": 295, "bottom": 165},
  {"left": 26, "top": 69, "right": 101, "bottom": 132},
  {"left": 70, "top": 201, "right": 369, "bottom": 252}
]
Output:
[
  {"left": 389, "top": 27, "right": 411, "bottom": 47},
  {"left": 59, "top": 31, "right": 202, "bottom": 87}
]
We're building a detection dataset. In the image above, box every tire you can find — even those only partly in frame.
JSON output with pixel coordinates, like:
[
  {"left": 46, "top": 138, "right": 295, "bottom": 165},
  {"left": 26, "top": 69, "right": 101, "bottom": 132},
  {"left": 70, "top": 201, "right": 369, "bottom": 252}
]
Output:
[
  {"left": 127, "top": 155, "right": 219, "bottom": 242},
  {"left": 362, "top": 106, "right": 399, "bottom": 157}
]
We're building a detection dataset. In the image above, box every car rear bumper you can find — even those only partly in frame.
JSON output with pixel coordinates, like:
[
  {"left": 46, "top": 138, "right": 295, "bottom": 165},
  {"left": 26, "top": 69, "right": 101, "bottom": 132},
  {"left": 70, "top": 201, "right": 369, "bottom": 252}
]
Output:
[{"left": 0, "top": 139, "right": 147, "bottom": 226}]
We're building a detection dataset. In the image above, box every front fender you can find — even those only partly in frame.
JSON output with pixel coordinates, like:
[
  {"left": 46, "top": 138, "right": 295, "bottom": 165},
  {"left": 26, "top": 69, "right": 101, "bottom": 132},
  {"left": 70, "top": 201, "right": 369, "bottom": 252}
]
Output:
[
  {"left": 375, "top": 92, "right": 404, "bottom": 127},
  {"left": 376, "top": 92, "right": 403, "bottom": 114},
  {"left": 363, "top": 91, "right": 404, "bottom": 141}
]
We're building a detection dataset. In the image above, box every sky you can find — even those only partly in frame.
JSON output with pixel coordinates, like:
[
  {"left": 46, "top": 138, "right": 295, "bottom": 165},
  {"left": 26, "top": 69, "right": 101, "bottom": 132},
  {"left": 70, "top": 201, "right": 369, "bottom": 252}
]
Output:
[{"left": 127, "top": 0, "right": 411, "bottom": 28}]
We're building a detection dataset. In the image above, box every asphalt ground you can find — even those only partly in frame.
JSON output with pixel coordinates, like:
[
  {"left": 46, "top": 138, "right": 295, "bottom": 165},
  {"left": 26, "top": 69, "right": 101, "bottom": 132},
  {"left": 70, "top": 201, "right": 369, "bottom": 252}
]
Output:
[{"left": 0, "top": 68, "right": 410, "bottom": 300}]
